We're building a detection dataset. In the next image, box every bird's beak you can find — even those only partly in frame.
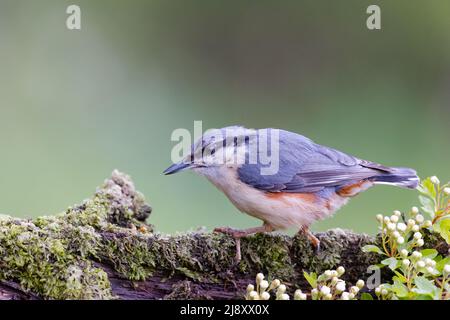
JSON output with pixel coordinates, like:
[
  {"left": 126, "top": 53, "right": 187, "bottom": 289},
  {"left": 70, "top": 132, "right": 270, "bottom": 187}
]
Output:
[{"left": 163, "top": 161, "right": 192, "bottom": 175}]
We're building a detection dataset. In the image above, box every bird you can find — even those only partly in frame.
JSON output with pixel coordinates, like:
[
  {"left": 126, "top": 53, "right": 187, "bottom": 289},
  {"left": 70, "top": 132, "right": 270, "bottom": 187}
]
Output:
[{"left": 163, "top": 126, "right": 419, "bottom": 261}]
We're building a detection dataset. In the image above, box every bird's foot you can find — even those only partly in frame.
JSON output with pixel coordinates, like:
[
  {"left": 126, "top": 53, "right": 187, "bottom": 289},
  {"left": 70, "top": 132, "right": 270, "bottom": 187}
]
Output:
[
  {"left": 298, "top": 226, "right": 321, "bottom": 254},
  {"left": 214, "top": 224, "right": 275, "bottom": 263},
  {"left": 214, "top": 227, "right": 245, "bottom": 262},
  {"left": 214, "top": 227, "right": 248, "bottom": 238},
  {"left": 313, "top": 240, "right": 321, "bottom": 254}
]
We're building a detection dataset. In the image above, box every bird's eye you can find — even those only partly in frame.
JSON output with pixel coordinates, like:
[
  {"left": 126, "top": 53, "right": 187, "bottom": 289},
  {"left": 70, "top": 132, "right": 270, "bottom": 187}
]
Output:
[{"left": 201, "top": 144, "right": 216, "bottom": 157}]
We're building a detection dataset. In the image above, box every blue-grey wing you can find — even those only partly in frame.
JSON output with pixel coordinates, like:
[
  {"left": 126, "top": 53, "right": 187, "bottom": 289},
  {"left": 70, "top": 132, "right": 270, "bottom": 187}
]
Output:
[{"left": 237, "top": 129, "right": 391, "bottom": 193}]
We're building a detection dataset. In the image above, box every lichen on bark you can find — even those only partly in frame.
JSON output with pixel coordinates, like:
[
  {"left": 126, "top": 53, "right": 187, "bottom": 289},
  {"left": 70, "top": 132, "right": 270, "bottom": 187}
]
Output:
[{"left": 0, "top": 170, "right": 152, "bottom": 299}]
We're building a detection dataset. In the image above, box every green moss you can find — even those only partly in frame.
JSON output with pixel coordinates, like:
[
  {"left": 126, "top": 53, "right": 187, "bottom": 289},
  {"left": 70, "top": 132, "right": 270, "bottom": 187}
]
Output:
[
  {"left": 0, "top": 170, "right": 154, "bottom": 299},
  {"left": 291, "top": 231, "right": 342, "bottom": 273},
  {"left": 98, "top": 170, "right": 153, "bottom": 228},
  {"left": 96, "top": 231, "right": 294, "bottom": 284},
  {"left": 98, "top": 232, "right": 234, "bottom": 282},
  {"left": 240, "top": 233, "right": 294, "bottom": 280},
  {"left": 0, "top": 218, "right": 112, "bottom": 299},
  {"left": 100, "top": 232, "right": 156, "bottom": 281}
]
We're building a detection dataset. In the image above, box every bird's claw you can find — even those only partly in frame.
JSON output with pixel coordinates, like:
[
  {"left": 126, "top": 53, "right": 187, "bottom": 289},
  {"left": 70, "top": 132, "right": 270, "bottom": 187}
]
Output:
[
  {"left": 214, "top": 227, "right": 245, "bottom": 262},
  {"left": 214, "top": 227, "right": 246, "bottom": 238},
  {"left": 213, "top": 225, "right": 273, "bottom": 263},
  {"left": 314, "top": 241, "right": 321, "bottom": 254},
  {"left": 298, "top": 226, "right": 321, "bottom": 254}
]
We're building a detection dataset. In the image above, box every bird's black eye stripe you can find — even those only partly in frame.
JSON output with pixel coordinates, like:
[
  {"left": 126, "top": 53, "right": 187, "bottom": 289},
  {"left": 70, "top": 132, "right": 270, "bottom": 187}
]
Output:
[
  {"left": 199, "top": 136, "right": 240, "bottom": 156},
  {"left": 201, "top": 140, "right": 207, "bottom": 154},
  {"left": 201, "top": 142, "right": 216, "bottom": 155}
]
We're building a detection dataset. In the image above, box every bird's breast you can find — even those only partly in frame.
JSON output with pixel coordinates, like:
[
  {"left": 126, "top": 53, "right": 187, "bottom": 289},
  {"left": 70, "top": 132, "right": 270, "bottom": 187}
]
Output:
[{"left": 198, "top": 166, "right": 349, "bottom": 230}]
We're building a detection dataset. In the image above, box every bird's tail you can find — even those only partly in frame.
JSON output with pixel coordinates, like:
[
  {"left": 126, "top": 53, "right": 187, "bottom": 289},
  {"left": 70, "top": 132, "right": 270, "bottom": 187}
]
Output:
[{"left": 372, "top": 167, "right": 419, "bottom": 189}]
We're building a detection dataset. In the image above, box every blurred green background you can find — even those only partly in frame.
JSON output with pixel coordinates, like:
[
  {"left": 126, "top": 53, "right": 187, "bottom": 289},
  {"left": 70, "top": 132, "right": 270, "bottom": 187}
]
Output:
[{"left": 0, "top": 0, "right": 449, "bottom": 235}]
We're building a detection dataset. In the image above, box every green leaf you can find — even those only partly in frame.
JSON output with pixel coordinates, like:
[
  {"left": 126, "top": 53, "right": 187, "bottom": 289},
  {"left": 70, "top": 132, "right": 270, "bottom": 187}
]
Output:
[
  {"left": 374, "top": 263, "right": 386, "bottom": 269},
  {"left": 418, "top": 178, "right": 436, "bottom": 198},
  {"left": 413, "top": 294, "right": 434, "bottom": 300},
  {"left": 416, "top": 182, "right": 427, "bottom": 195},
  {"left": 420, "top": 249, "right": 438, "bottom": 259},
  {"left": 436, "top": 256, "right": 450, "bottom": 272},
  {"left": 393, "top": 271, "right": 407, "bottom": 283},
  {"left": 303, "top": 271, "right": 317, "bottom": 288},
  {"left": 360, "top": 293, "right": 374, "bottom": 300},
  {"left": 434, "top": 218, "right": 450, "bottom": 244},
  {"left": 362, "top": 245, "right": 383, "bottom": 255},
  {"left": 414, "top": 276, "right": 434, "bottom": 292},
  {"left": 412, "top": 276, "right": 439, "bottom": 299},
  {"left": 419, "top": 195, "right": 435, "bottom": 217},
  {"left": 381, "top": 257, "right": 399, "bottom": 271},
  {"left": 392, "top": 279, "right": 409, "bottom": 298}
]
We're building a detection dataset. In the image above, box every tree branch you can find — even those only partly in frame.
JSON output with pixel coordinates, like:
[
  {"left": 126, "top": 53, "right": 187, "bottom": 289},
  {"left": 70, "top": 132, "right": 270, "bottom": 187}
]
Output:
[{"left": 0, "top": 171, "right": 446, "bottom": 300}]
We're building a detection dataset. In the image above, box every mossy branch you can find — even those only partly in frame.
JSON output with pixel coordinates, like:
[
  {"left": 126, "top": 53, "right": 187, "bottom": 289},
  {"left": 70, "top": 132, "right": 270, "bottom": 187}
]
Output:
[{"left": 0, "top": 171, "right": 447, "bottom": 300}]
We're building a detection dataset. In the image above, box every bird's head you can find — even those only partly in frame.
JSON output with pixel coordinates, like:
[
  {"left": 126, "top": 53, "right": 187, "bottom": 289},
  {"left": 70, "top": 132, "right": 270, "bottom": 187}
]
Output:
[{"left": 163, "top": 126, "right": 256, "bottom": 175}]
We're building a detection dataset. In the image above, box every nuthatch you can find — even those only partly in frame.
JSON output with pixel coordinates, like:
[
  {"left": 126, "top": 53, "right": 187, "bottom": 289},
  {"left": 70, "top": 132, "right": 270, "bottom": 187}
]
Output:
[{"left": 164, "top": 126, "right": 418, "bottom": 261}]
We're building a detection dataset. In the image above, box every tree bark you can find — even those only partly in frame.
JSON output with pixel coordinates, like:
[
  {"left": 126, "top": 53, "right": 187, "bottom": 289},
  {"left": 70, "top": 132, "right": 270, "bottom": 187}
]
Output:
[{"left": 0, "top": 171, "right": 446, "bottom": 300}]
